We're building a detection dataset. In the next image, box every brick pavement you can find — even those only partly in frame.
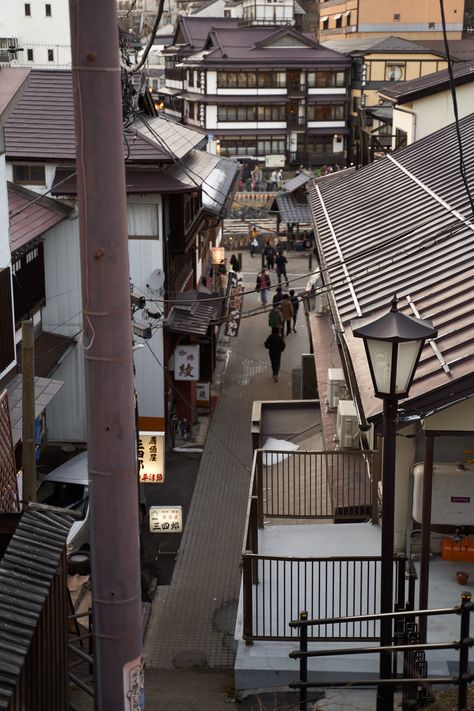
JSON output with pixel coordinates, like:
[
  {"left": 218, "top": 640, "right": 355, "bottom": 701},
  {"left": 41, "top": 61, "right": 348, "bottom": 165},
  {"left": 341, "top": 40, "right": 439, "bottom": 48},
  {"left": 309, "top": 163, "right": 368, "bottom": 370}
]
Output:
[{"left": 144, "top": 249, "right": 312, "bottom": 670}]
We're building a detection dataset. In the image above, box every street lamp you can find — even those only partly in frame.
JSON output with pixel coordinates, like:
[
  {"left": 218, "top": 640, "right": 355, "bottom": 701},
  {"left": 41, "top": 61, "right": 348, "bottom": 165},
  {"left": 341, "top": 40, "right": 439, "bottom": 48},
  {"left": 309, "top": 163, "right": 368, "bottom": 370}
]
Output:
[{"left": 353, "top": 295, "right": 437, "bottom": 711}]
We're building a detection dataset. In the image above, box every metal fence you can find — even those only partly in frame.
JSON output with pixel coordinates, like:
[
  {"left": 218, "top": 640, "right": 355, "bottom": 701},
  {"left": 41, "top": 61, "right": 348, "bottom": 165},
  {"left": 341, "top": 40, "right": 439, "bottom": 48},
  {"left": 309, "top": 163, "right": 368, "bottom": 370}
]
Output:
[
  {"left": 254, "top": 449, "right": 374, "bottom": 524},
  {"left": 242, "top": 553, "right": 413, "bottom": 642}
]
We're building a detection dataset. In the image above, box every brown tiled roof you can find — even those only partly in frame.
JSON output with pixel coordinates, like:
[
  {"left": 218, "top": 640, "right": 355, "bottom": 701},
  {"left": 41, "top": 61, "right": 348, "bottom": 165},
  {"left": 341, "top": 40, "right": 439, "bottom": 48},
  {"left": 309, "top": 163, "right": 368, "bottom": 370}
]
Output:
[
  {"left": 0, "top": 68, "right": 30, "bottom": 119},
  {"left": 4, "top": 70, "right": 170, "bottom": 162},
  {"left": 52, "top": 167, "right": 194, "bottom": 196},
  {"left": 379, "top": 60, "right": 474, "bottom": 104},
  {"left": 8, "top": 182, "right": 72, "bottom": 255}
]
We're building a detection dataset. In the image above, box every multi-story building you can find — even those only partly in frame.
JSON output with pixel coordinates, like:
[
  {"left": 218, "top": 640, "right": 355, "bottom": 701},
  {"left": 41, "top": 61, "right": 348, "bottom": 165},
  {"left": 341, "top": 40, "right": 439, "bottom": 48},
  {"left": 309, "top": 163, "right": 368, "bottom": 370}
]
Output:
[
  {"left": 318, "top": 0, "right": 465, "bottom": 42},
  {"left": 162, "top": 0, "right": 351, "bottom": 167}
]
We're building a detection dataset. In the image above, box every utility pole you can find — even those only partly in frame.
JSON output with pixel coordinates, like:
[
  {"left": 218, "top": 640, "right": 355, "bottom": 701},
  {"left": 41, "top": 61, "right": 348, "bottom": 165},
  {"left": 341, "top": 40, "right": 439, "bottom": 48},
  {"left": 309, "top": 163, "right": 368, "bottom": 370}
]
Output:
[
  {"left": 68, "top": 1, "right": 144, "bottom": 709},
  {"left": 21, "top": 319, "right": 36, "bottom": 503}
]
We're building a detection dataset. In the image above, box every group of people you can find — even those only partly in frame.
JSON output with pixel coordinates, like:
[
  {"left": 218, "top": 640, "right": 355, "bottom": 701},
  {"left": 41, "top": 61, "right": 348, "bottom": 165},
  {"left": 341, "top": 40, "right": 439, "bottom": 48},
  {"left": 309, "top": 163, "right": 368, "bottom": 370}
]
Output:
[{"left": 263, "top": 286, "right": 300, "bottom": 382}]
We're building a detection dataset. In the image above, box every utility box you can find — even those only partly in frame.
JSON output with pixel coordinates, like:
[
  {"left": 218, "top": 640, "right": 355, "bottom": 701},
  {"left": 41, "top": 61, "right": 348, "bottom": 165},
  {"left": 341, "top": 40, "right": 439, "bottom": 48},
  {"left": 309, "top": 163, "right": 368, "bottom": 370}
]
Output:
[
  {"left": 336, "top": 400, "right": 359, "bottom": 449},
  {"left": 412, "top": 461, "right": 474, "bottom": 525},
  {"left": 328, "top": 368, "right": 345, "bottom": 411}
]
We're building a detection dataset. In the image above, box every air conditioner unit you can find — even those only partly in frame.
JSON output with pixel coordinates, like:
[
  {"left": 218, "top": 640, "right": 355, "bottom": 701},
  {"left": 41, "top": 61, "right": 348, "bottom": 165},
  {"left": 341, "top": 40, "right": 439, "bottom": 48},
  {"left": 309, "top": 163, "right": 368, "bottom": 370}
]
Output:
[
  {"left": 315, "top": 290, "right": 328, "bottom": 314},
  {"left": 336, "top": 400, "right": 360, "bottom": 449},
  {"left": 328, "top": 368, "right": 346, "bottom": 411}
]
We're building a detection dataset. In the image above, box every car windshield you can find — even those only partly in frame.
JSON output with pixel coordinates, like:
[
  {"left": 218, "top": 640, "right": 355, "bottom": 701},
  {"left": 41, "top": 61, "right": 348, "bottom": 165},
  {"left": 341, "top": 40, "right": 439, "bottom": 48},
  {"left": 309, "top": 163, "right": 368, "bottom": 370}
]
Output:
[{"left": 37, "top": 481, "right": 88, "bottom": 520}]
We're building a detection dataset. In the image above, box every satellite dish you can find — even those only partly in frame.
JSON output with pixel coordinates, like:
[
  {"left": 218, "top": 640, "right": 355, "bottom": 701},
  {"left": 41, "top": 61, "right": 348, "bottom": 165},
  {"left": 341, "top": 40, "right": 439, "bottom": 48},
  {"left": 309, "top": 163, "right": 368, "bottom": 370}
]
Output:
[{"left": 147, "top": 269, "right": 165, "bottom": 295}]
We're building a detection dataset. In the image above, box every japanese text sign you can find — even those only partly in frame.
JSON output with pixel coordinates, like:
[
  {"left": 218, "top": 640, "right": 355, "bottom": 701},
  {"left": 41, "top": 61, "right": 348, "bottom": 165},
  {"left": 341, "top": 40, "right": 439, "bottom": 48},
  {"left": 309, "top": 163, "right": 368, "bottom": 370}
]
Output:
[
  {"left": 212, "top": 246, "right": 225, "bottom": 264},
  {"left": 174, "top": 345, "right": 199, "bottom": 381},
  {"left": 149, "top": 506, "right": 183, "bottom": 533},
  {"left": 138, "top": 431, "right": 165, "bottom": 483}
]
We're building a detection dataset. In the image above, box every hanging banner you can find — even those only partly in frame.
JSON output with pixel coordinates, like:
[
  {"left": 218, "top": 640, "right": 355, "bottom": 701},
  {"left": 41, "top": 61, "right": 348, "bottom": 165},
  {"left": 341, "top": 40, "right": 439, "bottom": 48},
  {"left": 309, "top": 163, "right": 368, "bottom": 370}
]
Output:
[
  {"left": 225, "top": 284, "right": 244, "bottom": 337},
  {"left": 138, "top": 431, "right": 165, "bottom": 483},
  {"left": 149, "top": 506, "right": 183, "bottom": 533},
  {"left": 174, "top": 344, "right": 200, "bottom": 380}
]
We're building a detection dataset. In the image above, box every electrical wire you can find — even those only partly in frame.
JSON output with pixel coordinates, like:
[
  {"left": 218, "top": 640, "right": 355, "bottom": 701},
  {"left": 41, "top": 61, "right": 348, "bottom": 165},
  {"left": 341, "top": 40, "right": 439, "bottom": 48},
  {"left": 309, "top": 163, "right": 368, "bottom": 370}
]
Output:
[
  {"left": 439, "top": 0, "right": 474, "bottom": 216},
  {"left": 121, "top": 0, "right": 166, "bottom": 74}
]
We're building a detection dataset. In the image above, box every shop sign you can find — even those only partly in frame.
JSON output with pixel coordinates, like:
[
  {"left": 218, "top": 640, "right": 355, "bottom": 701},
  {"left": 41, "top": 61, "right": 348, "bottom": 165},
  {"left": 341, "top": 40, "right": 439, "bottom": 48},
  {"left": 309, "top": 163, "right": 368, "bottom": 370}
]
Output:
[
  {"left": 196, "top": 382, "right": 210, "bottom": 409},
  {"left": 123, "top": 656, "right": 144, "bottom": 711},
  {"left": 224, "top": 284, "right": 244, "bottom": 337},
  {"left": 149, "top": 506, "right": 183, "bottom": 533},
  {"left": 265, "top": 154, "right": 285, "bottom": 168},
  {"left": 174, "top": 345, "right": 199, "bottom": 380},
  {"left": 138, "top": 431, "right": 165, "bottom": 483},
  {"left": 212, "top": 246, "right": 225, "bottom": 264}
]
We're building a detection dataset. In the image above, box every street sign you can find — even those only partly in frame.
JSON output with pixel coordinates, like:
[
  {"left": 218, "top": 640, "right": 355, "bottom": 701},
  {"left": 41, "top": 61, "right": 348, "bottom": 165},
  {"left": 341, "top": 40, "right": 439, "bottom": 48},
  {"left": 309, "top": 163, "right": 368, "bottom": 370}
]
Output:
[
  {"left": 149, "top": 506, "right": 183, "bottom": 533},
  {"left": 138, "top": 431, "right": 165, "bottom": 483}
]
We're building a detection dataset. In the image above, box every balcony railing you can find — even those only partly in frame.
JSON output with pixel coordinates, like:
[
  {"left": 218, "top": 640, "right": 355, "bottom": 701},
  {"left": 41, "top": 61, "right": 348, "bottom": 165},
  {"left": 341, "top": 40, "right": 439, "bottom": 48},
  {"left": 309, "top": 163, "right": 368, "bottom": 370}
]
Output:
[
  {"left": 287, "top": 115, "right": 306, "bottom": 129},
  {"left": 287, "top": 81, "right": 306, "bottom": 95}
]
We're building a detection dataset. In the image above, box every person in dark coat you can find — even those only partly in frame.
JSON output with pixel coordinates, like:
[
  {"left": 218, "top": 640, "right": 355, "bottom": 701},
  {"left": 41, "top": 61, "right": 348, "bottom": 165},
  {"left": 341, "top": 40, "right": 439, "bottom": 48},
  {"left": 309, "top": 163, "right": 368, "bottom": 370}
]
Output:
[
  {"left": 275, "top": 251, "right": 288, "bottom": 287},
  {"left": 272, "top": 285, "right": 285, "bottom": 306},
  {"left": 289, "top": 289, "right": 299, "bottom": 333},
  {"left": 264, "top": 240, "right": 275, "bottom": 270},
  {"left": 264, "top": 328, "right": 286, "bottom": 382},
  {"left": 280, "top": 295, "right": 294, "bottom": 337},
  {"left": 230, "top": 254, "right": 240, "bottom": 272}
]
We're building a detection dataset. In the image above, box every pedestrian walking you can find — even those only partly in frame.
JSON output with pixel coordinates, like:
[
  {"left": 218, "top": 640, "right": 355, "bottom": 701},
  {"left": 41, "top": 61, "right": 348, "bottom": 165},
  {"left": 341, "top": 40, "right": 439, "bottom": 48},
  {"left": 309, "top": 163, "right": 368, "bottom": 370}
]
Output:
[
  {"left": 269, "top": 169, "right": 278, "bottom": 190},
  {"left": 272, "top": 285, "right": 285, "bottom": 306},
  {"left": 276, "top": 168, "right": 283, "bottom": 189},
  {"left": 230, "top": 254, "right": 240, "bottom": 272},
  {"left": 264, "top": 240, "right": 275, "bottom": 270},
  {"left": 268, "top": 303, "right": 283, "bottom": 333},
  {"left": 256, "top": 268, "right": 271, "bottom": 307},
  {"left": 289, "top": 289, "right": 299, "bottom": 332},
  {"left": 264, "top": 328, "right": 286, "bottom": 382},
  {"left": 275, "top": 251, "right": 288, "bottom": 287},
  {"left": 249, "top": 225, "right": 258, "bottom": 257},
  {"left": 280, "top": 294, "right": 294, "bottom": 336}
]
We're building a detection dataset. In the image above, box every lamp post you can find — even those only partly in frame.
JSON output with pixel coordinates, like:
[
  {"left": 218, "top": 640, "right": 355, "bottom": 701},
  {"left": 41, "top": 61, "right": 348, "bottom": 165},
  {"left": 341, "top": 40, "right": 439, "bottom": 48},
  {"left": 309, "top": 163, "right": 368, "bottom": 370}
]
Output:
[{"left": 353, "top": 295, "right": 437, "bottom": 711}]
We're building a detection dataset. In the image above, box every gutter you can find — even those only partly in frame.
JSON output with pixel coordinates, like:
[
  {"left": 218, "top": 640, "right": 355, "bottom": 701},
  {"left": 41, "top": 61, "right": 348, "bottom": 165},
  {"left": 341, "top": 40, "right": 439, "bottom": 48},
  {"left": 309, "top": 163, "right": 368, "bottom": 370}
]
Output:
[{"left": 307, "top": 181, "right": 370, "bottom": 441}]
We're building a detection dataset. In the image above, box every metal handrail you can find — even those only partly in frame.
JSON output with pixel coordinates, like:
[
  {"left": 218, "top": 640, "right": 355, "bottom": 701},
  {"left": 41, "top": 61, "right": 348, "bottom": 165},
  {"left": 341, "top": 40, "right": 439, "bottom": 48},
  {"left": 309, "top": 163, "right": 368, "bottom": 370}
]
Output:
[{"left": 289, "top": 593, "right": 474, "bottom": 711}]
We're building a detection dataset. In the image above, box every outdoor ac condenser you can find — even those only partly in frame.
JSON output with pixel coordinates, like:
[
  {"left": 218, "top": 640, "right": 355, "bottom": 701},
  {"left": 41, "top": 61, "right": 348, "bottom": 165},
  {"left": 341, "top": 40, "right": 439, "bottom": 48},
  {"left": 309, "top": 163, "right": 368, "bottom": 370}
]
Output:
[
  {"left": 336, "top": 400, "right": 360, "bottom": 449},
  {"left": 412, "top": 462, "right": 474, "bottom": 526},
  {"left": 328, "top": 368, "right": 346, "bottom": 410},
  {"left": 315, "top": 290, "right": 328, "bottom": 314}
]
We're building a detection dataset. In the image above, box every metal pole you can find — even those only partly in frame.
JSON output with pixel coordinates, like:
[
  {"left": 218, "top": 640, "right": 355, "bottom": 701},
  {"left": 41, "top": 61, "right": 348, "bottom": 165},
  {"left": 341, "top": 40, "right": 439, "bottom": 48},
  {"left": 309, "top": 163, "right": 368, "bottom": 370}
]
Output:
[
  {"left": 68, "top": 2, "right": 143, "bottom": 709},
  {"left": 418, "top": 433, "right": 434, "bottom": 643},
  {"left": 377, "top": 397, "right": 397, "bottom": 711},
  {"left": 21, "top": 319, "right": 36, "bottom": 503},
  {"left": 308, "top": 252, "right": 312, "bottom": 272},
  {"left": 299, "top": 611, "right": 308, "bottom": 711},
  {"left": 458, "top": 591, "right": 471, "bottom": 711}
]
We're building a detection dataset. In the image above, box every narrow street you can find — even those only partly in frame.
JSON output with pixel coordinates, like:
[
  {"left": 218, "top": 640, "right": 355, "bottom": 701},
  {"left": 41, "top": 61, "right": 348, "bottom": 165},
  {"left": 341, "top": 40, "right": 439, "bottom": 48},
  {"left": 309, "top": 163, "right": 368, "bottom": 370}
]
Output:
[{"left": 142, "top": 246, "right": 313, "bottom": 706}]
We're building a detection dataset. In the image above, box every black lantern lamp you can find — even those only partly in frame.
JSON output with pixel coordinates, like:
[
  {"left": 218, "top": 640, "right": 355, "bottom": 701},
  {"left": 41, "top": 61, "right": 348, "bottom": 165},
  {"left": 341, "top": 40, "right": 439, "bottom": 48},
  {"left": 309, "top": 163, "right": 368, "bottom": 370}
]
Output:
[
  {"left": 353, "top": 295, "right": 437, "bottom": 711},
  {"left": 354, "top": 295, "right": 437, "bottom": 399}
]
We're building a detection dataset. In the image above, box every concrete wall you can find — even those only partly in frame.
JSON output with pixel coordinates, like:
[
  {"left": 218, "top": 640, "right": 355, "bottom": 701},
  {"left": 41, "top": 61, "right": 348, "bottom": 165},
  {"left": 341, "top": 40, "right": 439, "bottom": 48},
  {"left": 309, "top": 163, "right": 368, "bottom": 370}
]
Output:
[{"left": 4, "top": 0, "right": 72, "bottom": 68}]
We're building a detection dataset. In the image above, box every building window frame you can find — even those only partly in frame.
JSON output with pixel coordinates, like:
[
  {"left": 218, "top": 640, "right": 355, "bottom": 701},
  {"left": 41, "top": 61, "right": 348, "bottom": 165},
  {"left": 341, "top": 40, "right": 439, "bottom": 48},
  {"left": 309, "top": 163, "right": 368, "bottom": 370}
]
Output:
[
  {"left": 47, "top": 48, "right": 54, "bottom": 62},
  {"left": 24, "top": 3, "right": 31, "bottom": 16},
  {"left": 45, "top": 3, "right": 52, "bottom": 16},
  {"left": 385, "top": 62, "right": 405, "bottom": 81},
  {"left": 27, "top": 48, "right": 34, "bottom": 61},
  {"left": 12, "top": 164, "right": 46, "bottom": 185}
]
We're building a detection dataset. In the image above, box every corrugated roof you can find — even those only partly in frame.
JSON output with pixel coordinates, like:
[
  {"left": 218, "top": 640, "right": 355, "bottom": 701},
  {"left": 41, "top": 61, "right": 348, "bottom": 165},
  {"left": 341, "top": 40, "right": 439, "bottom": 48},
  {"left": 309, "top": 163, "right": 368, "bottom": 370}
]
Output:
[
  {"left": 273, "top": 193, "right": 311, "bottom": 224},
  {"left": 307, "top": 112, "right": 474, "bottom": 419},
  {"left": 0, "top": 507, "right": 74, "bottom": 709},
  {"left": 52, "top": 167, "right": 193, "bottom": 196},
  {"left": 133, "top": 115, "right": 206, "bottom": 159},
  {"left": 8, "top": 182, "right": 72, "bottom": 255},
  {"left": 166, "top": 291, "right": 217, "bottom": 335},
  {"left": 282, "top": 171, "right": 313, "bottom": 193},
  {"left": 379, "top": 60, "right": 474, "bottom": 104},
  {"left": 165, "top": 149, "right": 240, "bottom": 215},
  {"left": 4, "top": 70, "right": 170, "bottom": 162}
]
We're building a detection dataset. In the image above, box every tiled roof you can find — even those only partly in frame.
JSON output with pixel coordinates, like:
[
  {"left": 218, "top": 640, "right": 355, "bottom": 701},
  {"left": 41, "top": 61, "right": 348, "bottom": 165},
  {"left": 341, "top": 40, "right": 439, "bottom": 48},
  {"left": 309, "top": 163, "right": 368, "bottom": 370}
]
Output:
[
  {"left": 191, "top": 27, "right": 350, "bottom": 65},
  {"left": 379, "top": 60, "right": 474, "bottom": 104},
  {"left": 307, "top": 112, "right": 474, "bottom": 419},
  {"left": 274, "top": 193, "right": 311, "bottom": 224},
  {"left": 8, "top": 182, "right": 72, "bottom": 255},
  {"left": 171, "top": 16, "right": 239, "bottom": 53},
  {"left": 16, "top": 331, "right": 76, "bottom": 378},
  {"left": 4, "top": 70, "right": 170, "bottom": 162},
  {"left": 52, "top": 167, "right": 193, "bottom": 196},
  {"left": 0, "top": 67, "right": 30, "bottom": 119},
  {"left": 0, "top": 507, "right": 74, "bottom": 710},
  {"left": 133, "top": 115, "right": 206, "bottom": 159},
  {"left": 416, "top": 39, "right": 474, "bottom": 62},
  {"left": 322, "top": 35, "right": 447, "bottom": 57}
]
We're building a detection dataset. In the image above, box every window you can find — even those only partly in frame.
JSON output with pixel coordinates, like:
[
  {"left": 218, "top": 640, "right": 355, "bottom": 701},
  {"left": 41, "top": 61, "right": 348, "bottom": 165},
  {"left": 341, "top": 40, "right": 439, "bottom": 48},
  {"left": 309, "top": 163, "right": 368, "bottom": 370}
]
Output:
[
  {"left": 27, "top": 48, "right": 34, "bottom": 61},
  {"left": 386, "top": 63, "right": 405, "bottom": 81},
  {"left": 26, "top": 247, "right": 39, "bottom": 264},
  {"left": 127, "top": 204, "right": 159, "bottom": 238},
  {"left": 188, "top": 70, "right": 194, "bottom": 88},
  {"left": 12, "top": 260, "right": 21, "bottom": 275},
  {"left": 24, "top": 3, "right": 31, "bottom": 15},
  {"left": 346, "top": 12, "right": 352, "bottom": 26},
  {"left": 257, "top": 105, "right": 285, "bottom": 121},
  {"left": 335, "top": 16, "right": 342, "bottom": 29},
  {"left": 307, "top": 70, "right": 345, "bottom": 88},
  {"left": 47, "top": 48, "right": 54, "bottom": 62},
  {"left": 394, "top": 13, "right": 400, "bottom": 21},
  {"left": 218, "top": 136, "right": 285, "bottom": 157},
  {"left": 395, "top": 128, "right": 407, "bottom": 149},
  {"left": 352, "top": 96, "right": 360, "bottom": 113},
  {"left": 428, "top": 22, "right": 435, "bottom": 29},
  {"left": 12, "top": 164, "right": 46, "bottom": 185},
  {"left": 322, "top": 18, "right": 329, "bottom": 30},
  {"left": 306, "top": 135, "right": 340, "bottom": 155},
  {"left": 217, "top": 106, "right": 256, "bottom": 122},
  {"left": 45, "top": 3, "right": 51, "bottom": 15},
  {"left": 224, "top": 9, "right": 231, "bottom": 17},
  {"left": 308, "top": 104, "right": 345, "bottom": 121},
  {"left": 188, "top": 102, "right": 195, "bottom": 120}
]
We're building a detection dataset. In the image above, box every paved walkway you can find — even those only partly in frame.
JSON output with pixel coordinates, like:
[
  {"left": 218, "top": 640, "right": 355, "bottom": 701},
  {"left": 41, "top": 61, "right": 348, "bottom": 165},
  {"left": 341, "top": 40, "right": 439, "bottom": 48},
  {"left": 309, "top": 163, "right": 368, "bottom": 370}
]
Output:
[{"left": 144, "top": 249, "right": 312, "bottom": 670}]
